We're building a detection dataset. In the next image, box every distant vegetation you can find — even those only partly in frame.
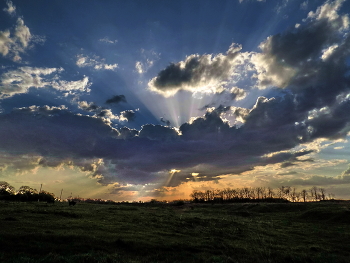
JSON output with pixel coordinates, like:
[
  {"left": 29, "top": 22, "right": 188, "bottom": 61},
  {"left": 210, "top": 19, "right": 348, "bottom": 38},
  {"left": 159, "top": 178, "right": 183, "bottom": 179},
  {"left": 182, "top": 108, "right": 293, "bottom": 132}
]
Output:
[
  {"left": 190, "top": 186, "right": 335, "bottom": 203},
  {"left": 0, "top": 181, "right": 336, "bottom": 205},
  {"left": 0, "top": 182, "right": 55, "bottom": 202}
]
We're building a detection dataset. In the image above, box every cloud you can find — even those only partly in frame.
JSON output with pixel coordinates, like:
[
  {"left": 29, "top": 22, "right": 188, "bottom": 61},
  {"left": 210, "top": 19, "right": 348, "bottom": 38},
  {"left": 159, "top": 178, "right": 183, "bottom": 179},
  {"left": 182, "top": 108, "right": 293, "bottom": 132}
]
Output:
[
  {"left": 118, "top": 127, "right": 139, "bottom": 140},
  {"left": 99, "top": 37, "right": 118, "bottom": 44},
  {"left": 0, "top": 67, "right": 59, "bottom": 98},
  {"left": 252, "top": 0, "right": 349, "bottom": 90},
  {"left": 307, "top": 0, "right": 348, "bottom": 28},
  {"left": 0, "top": 100, "right": 333, "bottom": 191},
  {"left": 77, "top": 101, "right": 120, "bottom": 125},
  {"left": 135, "top": 61, "right": 144, "bottom": 74},
  {"left": 76, "top": 54, "right": 118, "bottom": 70},
  {"left": 0, "top": 66, "right": 91, "bottom": 98},
  {"left": 3, "top": 1, "right": 16, "bottom": 15},
  {"left": 300, "top": 1, "right": 308, "bottom": 10},
  {"left": 135, "top": 49, "right": 160, "bottom": 74},
  {"left": 334, "top": 146, "right": 344, "bottom": 150},
  {"left": 0, "top": 18, "right": 31, "bottom": 61},
  {"left": 119, "top": 110, "right": 136, "bottom": 122},
  {"left": 148, "top": 43, "right": 245, "bottom": 97},
  {"left": 229, "top": 87, "right": 246, "bottom": 101},
  {"left": 14, "top": 18, "right": 30, "bottom": 49},
  {"left": 342, "top": 165, "right": 350, "bottom": 176},
  {"left": 281, "top": 174, "right": 350, "bottom": 186},
  {"left": 240, "top": 0, "right": 350, "bottom": 144},
  {"left": 0, "top": 1, "right": 33, "bottom": 61},
  {"left": 160, "top": 117, "right": 171, "bottom": 126},
  {"left": 275, "top": 0, "right": 289, "bottom": 14},
  {"left": 139, "top": 124, "right": 179, "bottom": 141},
  {"left": 78, "top": 101, "right": 101, "bottom": 112},
  {"left": 51, "top": 76, "right": 91, "bottom": 94},
  {"left": 105, "top": 95, "right": 127, "bottom": 104}
]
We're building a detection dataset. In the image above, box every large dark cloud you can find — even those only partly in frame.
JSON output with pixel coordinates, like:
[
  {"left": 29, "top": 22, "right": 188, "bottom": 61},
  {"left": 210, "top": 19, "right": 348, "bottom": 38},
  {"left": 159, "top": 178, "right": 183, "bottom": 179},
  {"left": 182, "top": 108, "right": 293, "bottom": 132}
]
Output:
[{"left": 0, "top": 104, "right": 314, "bottom": 187}]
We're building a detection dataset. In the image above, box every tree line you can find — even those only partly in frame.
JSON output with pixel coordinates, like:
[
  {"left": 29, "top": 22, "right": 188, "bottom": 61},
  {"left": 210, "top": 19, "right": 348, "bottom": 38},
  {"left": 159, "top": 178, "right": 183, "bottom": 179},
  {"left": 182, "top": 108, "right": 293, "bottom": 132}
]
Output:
[
  {"left": 190, "top": 186, "right": 335, "bottom": 203},
  {"left": 0, "top": 181, "right": 55, "bottom": 202},
  {"left": 0, "top": 181, "right": 336, "bottom": 204}
]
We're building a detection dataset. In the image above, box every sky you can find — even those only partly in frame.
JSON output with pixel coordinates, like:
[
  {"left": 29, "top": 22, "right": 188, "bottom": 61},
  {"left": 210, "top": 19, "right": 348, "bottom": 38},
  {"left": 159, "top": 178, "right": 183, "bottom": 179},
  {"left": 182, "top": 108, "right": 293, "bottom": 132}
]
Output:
[{"left": 1, "top": 0, "right": 350, "bottom": 201}]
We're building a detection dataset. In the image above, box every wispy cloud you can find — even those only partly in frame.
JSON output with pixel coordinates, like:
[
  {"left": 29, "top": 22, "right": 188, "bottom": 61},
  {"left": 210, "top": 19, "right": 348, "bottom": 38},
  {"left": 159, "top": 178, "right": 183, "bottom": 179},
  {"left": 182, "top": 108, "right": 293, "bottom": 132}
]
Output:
[
  {"left": 76, "top": 54, "right": 118, "bottom": 71},
  {"left": 0, "top": 67, "right": 91, "bottom": 98},
  {"left": 3, "top": 1, "right": 16, "bottom": 15},
  {"left": 0, "top": 67, "right": 60, "bottom": 98},
  {"left": 135, "top": 49, "right": 160, "bottom": 74},
  {"left": 99, "top": 37, "right": 118, "bottom": 44}
]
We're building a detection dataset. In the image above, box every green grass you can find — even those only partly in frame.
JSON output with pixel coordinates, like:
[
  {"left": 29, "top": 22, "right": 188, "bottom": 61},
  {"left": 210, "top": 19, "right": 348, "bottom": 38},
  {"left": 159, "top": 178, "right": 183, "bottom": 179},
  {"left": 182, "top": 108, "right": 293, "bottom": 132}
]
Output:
[{"left": 0, "top": 201, "right": 349, "bottom": 262}]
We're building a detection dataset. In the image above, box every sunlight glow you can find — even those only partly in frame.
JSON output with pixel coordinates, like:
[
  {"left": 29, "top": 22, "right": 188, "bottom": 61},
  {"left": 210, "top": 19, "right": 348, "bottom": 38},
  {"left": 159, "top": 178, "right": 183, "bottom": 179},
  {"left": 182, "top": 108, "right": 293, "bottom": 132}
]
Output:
[{"left": 165, "top": 169, "right": 181, "bottom": 187}]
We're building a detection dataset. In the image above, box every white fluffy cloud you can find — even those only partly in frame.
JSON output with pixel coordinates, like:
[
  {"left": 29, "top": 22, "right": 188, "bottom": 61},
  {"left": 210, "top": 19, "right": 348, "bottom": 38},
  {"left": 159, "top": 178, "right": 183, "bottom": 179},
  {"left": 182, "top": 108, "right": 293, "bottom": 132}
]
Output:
[
  {"left": 307, "top": 0, "right": 349, "bottom": 30},
  {"left": 0, "top": 1, "right": 32, "bottom": 62}
]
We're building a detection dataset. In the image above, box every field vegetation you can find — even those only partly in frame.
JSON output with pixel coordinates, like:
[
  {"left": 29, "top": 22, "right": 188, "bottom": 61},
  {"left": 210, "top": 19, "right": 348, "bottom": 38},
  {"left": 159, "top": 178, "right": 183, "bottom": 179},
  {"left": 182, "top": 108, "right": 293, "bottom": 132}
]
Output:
[{"left": 1, "top": 199, "right": 350, "bottom": 263}]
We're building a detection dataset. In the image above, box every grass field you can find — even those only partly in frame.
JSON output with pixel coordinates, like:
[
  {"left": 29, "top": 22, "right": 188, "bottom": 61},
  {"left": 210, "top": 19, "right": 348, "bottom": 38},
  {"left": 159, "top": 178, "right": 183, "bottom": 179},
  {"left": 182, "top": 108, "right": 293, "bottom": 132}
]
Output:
[{"left": 0, "top": 201, "right": 349, "bottom": 263}]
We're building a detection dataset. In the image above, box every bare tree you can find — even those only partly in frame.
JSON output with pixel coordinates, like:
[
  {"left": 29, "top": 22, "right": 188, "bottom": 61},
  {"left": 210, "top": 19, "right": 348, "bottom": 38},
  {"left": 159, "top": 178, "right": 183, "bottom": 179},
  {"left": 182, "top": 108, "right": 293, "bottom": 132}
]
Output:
[
  {"left": 301, "top": 189, "right": 308, "bottom": 202},
  {"left": 319, "top": 188, "right": 326, "bottom": 201},
  {"left": 310, "top": 187, "right": 318, "bottom": 201},
  {"left": 256, "top": 187, "right": 263, "bottom": 199},
  {"left": 267, "top": 187, "right": 274, "bottom": 199},
  {"left": 277, "top": 186, "right": 284, "bottom": 199},
  {"left": 290, "top": 187, "right": 297, "bottom": 202}
]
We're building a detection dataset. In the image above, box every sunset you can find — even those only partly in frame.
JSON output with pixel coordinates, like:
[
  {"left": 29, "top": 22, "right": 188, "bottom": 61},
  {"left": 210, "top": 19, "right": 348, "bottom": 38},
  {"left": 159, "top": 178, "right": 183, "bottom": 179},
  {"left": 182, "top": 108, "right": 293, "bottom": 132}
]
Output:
[
  {"left": 1, "top": 1, "right": 350, "bottom": 262},
  {"left": 1, "top": 0, "right": 350, "bottom": 202}
]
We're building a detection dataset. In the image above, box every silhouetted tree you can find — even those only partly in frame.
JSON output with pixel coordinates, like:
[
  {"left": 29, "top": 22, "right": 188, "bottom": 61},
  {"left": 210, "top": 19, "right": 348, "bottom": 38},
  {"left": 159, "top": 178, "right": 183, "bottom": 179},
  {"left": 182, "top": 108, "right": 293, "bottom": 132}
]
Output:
[
  {"left": 310, "top": 186, "right": 318, "bottom": 201},
  {"left": 38, "top": 190, "right": 55, "bottom": 203},
  {"left": 0, "top": 181, "right": 15, "bottom": 200},
  {"left": 17, "top": 186, "right": 38, "bottom": 201},
  {"left": 301, "top": 189, "right": 308, "bottom": 202},
  {"left": 267, "top": 187, "right": 274, "bottom": 199},
  {"left": 319, "top": 188, "right": 326, "bottom": 201},
  {"left": 189, "top": 186, "right": 333, "bottom": 203}
]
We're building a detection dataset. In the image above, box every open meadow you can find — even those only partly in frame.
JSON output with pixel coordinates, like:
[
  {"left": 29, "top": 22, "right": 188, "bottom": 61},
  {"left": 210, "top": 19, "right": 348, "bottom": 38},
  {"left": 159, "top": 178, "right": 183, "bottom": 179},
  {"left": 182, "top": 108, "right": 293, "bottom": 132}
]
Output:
[{"left": 0, "top": 201, "right": 350, "bottom": 263}]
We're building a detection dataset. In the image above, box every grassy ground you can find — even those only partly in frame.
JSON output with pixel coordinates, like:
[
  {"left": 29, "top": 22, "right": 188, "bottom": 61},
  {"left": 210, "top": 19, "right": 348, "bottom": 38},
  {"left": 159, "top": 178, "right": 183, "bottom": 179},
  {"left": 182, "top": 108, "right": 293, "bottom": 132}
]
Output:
[{"left": 0, "top": 201, "right": 349, "bottom": 262}]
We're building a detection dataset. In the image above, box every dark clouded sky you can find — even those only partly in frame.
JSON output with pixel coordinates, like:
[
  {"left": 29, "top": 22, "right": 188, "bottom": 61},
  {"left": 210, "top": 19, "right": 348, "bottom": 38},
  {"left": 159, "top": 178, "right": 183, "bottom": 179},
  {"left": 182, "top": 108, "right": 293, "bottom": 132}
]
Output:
[{"left": 1, "top": 0, "right": 350, "bottom": 201}]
